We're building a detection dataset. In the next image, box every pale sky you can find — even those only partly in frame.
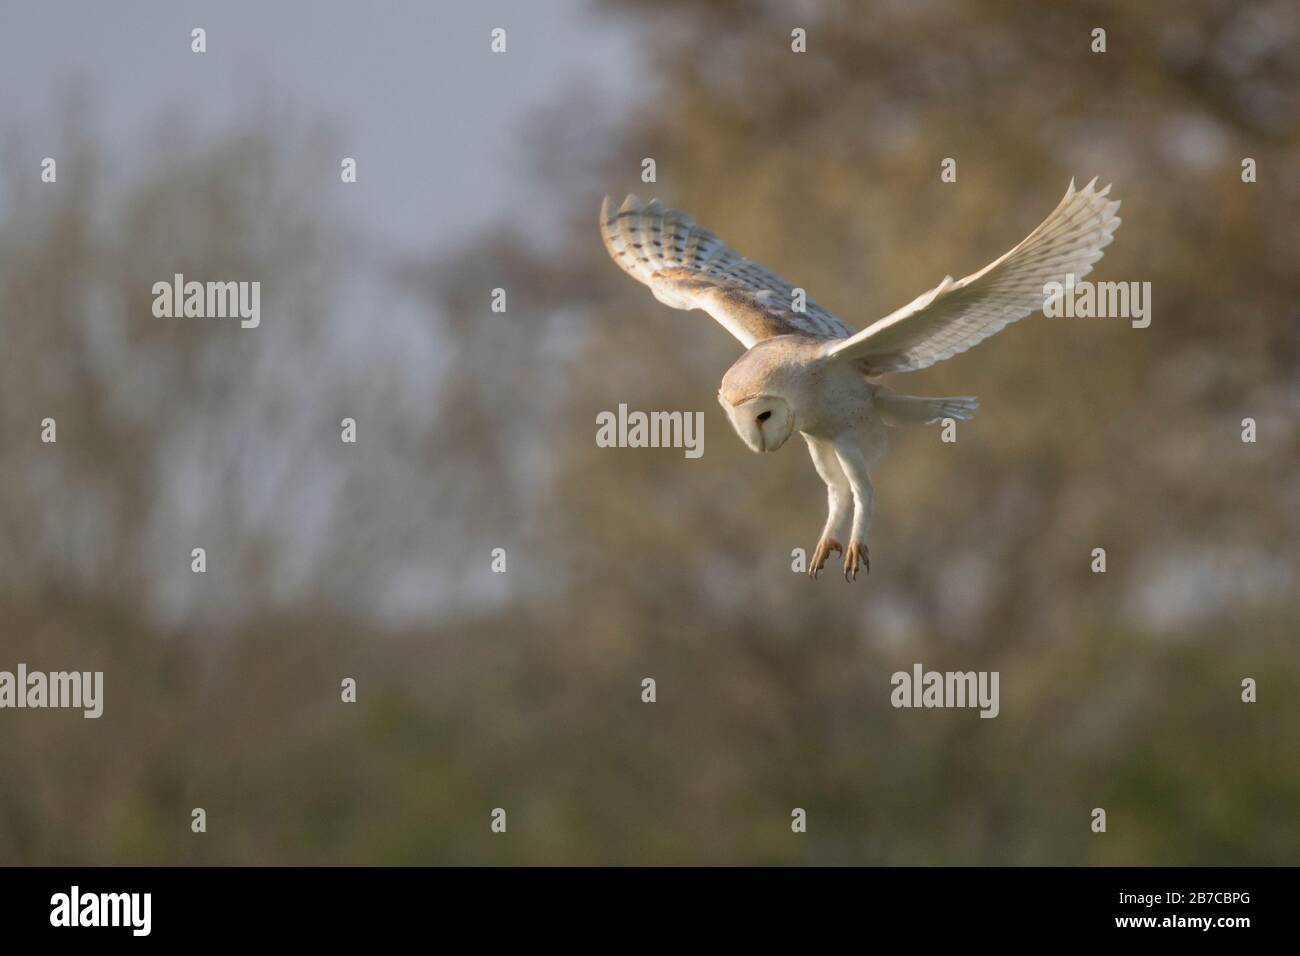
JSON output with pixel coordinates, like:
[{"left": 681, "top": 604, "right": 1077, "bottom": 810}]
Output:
[{"left": 0, "top": 0, "right": 643, "bottom": 252}]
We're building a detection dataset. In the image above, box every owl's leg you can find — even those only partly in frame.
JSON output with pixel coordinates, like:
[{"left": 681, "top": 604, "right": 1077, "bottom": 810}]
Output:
[
  {"left": 833, "top": 442, "right": 875, "bottom": 581},
  {"left": 803, "top": 435, "right": 851, "bottom": 579}
]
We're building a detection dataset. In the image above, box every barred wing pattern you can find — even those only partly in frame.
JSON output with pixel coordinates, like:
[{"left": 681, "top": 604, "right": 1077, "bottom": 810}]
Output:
[
  {"left": 600, "top": 195, "right": 854, "bottom": 348},
  {"left": 824, "top": 178, "right": 1121, "bottom": 373}
]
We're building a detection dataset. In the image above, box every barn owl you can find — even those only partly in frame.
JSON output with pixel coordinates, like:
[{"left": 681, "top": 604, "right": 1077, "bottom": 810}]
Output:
[{"left": 600, "top": 180, "right": 1121, "bottom": 580}]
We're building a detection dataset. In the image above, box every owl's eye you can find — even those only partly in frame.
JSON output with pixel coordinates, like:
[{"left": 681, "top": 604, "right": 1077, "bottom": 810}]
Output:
[{"left": 756, "top": 410, "right": 772, "bottom": 423}]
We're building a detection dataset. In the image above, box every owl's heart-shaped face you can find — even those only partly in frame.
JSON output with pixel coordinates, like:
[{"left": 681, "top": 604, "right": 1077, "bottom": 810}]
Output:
[{"left": 719, "top": 394, "right": 795, "bottom": 453}]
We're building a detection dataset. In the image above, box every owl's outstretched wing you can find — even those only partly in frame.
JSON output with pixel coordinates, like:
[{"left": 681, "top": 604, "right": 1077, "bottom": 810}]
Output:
[
  {"left": 824, "top": 178, "right": 1121, "bottom": 374},
  {"left": 600, "top": 195, "right": 854, "bottom": 348}
]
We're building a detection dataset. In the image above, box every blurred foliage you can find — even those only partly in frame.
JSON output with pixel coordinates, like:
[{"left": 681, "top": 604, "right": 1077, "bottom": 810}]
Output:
[{"left": 1, "top": 0, "right": 1298, "bottom": 863}]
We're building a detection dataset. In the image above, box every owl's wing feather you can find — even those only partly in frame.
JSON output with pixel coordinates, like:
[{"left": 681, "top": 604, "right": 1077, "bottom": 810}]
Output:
[
  {"left": 600, "top": 195, "right": 854, "bottom": 348},
  {"left": 824, "top": 179, "right": 1121, "bottom": 373}
]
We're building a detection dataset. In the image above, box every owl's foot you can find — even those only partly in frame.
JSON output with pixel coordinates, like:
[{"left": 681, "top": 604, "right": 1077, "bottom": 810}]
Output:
[
  {"left": 808, "top": 536, "right": 842, "bottom": 579},
  {"left": 844, "top": 540, "right": 870, "bottom": 581}
]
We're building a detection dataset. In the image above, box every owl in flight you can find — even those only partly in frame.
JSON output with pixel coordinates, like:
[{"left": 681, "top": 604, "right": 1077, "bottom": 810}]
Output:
[{"left": 600, "top": 180, "right": 1121, "bottom": 580}]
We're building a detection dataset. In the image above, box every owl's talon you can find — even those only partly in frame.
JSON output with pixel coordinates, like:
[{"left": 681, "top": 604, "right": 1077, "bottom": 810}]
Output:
[
  {"left": 808, "top": 536, "right": 842, "bottom": 579},
  {"left": 843, "top": 540, "right": 869, "bottom": 581}
]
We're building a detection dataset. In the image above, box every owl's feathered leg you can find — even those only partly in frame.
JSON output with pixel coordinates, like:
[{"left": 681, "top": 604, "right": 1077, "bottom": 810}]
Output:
[
  {"left": 833, "top": 442, "right": 875, "bottom": 581},
  {"left": 803, "top": 435, "right": 851, "bottom": 579}
]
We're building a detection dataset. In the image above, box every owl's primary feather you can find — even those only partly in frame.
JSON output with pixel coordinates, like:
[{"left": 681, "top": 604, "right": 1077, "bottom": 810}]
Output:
[{"left": 823, "top": 178, "right": 1121, "bottom": 372}]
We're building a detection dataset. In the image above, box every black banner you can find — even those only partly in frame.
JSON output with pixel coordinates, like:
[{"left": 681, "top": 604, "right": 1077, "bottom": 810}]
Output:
[{"left": 0, "top": 866, "right": 1286, "bottom": 942}]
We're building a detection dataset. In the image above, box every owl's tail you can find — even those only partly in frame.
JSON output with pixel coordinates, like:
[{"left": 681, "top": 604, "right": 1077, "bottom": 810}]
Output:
[{"left": 875, "top": 392, "right": 978, "bottom": 426}]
